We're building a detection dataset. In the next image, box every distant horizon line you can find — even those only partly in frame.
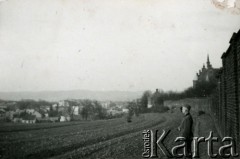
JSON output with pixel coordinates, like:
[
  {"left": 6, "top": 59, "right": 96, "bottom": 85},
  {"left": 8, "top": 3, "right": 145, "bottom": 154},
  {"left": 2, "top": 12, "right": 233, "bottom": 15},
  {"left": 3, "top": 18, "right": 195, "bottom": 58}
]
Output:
[{"left": 0, "top": 88, "right": 185, "bottom": 93}]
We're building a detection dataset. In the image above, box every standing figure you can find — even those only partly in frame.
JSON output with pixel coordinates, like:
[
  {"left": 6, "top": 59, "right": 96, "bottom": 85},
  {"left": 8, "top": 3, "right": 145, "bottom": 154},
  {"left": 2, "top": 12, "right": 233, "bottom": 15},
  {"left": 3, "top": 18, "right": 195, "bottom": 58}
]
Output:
[{"left": 178, "top": 104, "right": 193, "bottom": 159}]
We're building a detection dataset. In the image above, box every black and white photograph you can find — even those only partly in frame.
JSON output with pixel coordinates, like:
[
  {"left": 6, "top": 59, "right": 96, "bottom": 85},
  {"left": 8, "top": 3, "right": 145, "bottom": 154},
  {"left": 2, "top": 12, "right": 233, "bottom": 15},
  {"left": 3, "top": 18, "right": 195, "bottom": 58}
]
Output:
[{"left": 0, "top": 0, "right": 240, "bottom": 158}]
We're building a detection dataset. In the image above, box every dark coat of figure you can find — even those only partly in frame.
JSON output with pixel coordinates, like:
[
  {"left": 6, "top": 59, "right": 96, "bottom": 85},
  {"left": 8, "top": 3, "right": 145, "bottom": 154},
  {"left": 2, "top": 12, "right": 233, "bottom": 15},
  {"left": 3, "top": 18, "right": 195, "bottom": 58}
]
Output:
[
  {"left": 178, "top": 105, "right": 193, "bottom": 159},
  {"left": 180, "top": 113, "right": 193, "bottom": 140}
]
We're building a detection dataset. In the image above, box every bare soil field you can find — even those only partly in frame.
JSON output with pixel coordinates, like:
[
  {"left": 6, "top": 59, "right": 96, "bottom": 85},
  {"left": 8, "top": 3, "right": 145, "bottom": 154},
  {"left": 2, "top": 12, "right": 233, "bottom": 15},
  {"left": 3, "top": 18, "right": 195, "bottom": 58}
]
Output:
[{"left": 0, "top": 112, "right": 183, "bottom": 159}]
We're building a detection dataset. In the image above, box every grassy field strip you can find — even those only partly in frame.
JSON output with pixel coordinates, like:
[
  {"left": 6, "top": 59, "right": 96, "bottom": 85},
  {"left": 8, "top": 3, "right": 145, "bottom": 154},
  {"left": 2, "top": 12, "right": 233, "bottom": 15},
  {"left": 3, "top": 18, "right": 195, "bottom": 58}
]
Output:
[
  {"left": 0, "top": 117, "right": 128, "bottom": 133},
  {"left": 0, "top": 116, "right": 145, "bottom": 143},
  {"left": 0, "top": 118, "right": 129, "bottom": 140},
  {"left": 0, "top": 121, "right": 89, "bottom": 132},
  {"left": 0, "top": 117, "right": 145, "bottom": 142}
]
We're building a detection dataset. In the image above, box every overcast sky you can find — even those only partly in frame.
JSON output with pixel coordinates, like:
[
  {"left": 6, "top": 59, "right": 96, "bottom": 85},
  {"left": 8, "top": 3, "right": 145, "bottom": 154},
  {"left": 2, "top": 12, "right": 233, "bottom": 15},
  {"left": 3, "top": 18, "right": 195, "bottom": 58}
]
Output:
[{"left": 0, "top": 0, "right": 240, "bottom": 92}]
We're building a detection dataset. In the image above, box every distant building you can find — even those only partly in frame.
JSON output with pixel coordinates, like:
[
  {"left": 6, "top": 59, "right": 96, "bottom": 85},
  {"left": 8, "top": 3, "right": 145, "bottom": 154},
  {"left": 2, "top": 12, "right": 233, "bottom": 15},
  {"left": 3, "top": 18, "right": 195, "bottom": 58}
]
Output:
[
  {"left": 107, "top": 108, "right": 122, "bottom": 115},
  {"left": 193, "top": 55, "right": 219, "bottom": 88},
  {"left": 25, "top": 109, "right": 35, "bottom": 114},
  {"left": 60, "top": 115, "right": 71, "bottom": 122},
  {"left": 13, "top": 118, "right": 22, "bottom": 123},
  {"left": 122, "top": 108, "right": 129, "bottom": 113},
  {"left": 5, "top": 111, "right": 14, "bottom": 120},
  {"left": 15, "top": 109, "right": 24, "bottom": 114},
  {"left": 13, "top": 112, "right": 36, "bottom": 124},
  {"left": 151, "top": 89, "right": 163, "bottom": 107},
  {"left": 52, "top": 103, "right": 58, "bottom": 110},
  {"left": 22, "top": 119, "right": 36, "bottom": 124},
  {"left": 72, "top": 106, "right": 79, "bottom": 115},
  {"left": 147, "top": 97, "right": 152, "bottom": 108},
  {"left": 58, "top": 100, "right": 70, "bottom": 107},
  {"left": 26, "top": 109, "right": 42, "bottom": 118},
  {"left": 101, "top": 101, "right": 110, "bottom": 109},
  {"left": 49, "top": 117, "right": 59, "bottom": 122},
  {"left": 0, "top": 105, "right": 7, "bottom": 110},
  {"left": 33, "top": 111, "right": 42, "bottom": 118},
  {"left": 40, "top": 105, "right": 50, "bottom": 111},
  {"left": 0, "top": 109, "right": 6, "bottom": 117},
  {"left": 44, "top": 113, "right": 49, "bottom": 118}
]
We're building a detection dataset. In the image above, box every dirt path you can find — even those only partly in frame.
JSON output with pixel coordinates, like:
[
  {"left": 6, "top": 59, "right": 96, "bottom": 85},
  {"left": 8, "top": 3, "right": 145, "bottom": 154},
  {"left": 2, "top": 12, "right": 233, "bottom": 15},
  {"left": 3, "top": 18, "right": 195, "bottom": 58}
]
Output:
[{"left": 194, "top": 114, "right": 223, "bottom": 159}]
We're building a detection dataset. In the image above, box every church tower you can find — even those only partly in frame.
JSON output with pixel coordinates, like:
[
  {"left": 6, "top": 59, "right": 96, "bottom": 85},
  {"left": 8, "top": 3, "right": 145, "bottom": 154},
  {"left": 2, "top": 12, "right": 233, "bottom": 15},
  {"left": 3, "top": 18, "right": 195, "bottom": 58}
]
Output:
[
  {"left": 193, "top": 54, "right": 219, "bottom": 88},
  {"left": 207, "top": 54, "right": 212, "bottom": 69}
]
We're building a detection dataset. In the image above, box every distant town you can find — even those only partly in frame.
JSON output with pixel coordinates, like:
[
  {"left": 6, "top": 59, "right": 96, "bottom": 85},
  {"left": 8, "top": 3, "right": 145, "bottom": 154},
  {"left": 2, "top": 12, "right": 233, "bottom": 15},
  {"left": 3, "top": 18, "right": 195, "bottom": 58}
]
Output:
[{"left": 0, "top": 99, "right": 130, "bottom": 124}]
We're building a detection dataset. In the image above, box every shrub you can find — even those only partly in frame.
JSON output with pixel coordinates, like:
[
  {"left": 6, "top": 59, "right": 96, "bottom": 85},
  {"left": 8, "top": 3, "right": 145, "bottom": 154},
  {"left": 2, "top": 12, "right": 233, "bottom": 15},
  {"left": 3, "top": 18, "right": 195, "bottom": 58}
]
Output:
[
  {"left": 126, "top": 115, "right": 132, "bottom": 123},
  {"left": 198, "top": 110, "right": 205, "bottom": 116}
]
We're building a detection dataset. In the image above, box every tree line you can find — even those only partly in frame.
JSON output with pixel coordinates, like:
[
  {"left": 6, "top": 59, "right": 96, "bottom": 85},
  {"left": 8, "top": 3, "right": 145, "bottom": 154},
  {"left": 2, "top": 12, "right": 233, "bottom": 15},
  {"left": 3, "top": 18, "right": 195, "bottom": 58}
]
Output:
[{"left": 127, "top": 80, "right": 217, "bottom": 119}]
